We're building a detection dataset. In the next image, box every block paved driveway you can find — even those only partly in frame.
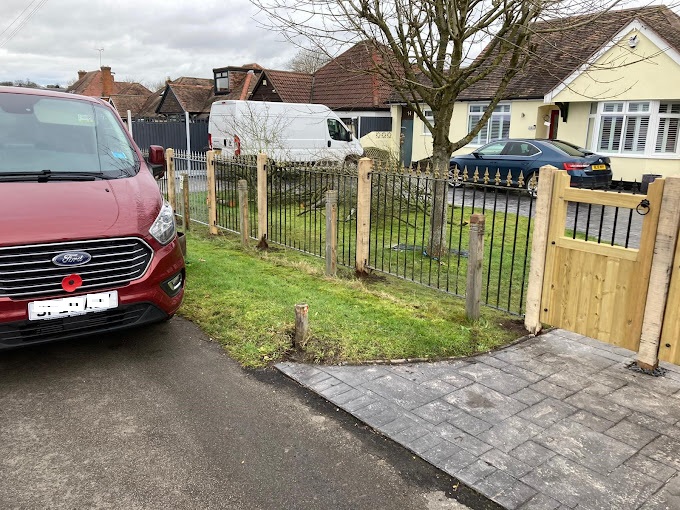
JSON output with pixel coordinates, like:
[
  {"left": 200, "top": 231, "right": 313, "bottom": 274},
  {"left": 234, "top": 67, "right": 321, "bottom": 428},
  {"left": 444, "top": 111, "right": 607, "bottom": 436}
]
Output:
[{"left": 278, "top": 329, "right": 680, "bottom": 510}]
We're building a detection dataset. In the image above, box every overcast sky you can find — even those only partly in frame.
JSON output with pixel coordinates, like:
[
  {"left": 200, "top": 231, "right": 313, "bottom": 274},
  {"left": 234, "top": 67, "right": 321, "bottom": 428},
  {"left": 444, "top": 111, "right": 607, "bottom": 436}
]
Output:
[{"left": 1, "top": 0, "right": 300, "bottom": 88}]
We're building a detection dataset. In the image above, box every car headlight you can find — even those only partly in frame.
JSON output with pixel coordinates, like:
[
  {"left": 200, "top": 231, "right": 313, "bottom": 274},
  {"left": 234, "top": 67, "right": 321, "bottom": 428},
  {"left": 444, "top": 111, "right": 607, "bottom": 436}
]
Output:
[{"left": 150, "top": 201, "right": 176, "bottom": 245}]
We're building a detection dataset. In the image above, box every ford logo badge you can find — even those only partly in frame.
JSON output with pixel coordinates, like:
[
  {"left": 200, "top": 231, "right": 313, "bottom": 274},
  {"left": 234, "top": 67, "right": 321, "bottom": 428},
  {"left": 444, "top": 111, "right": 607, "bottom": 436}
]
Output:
[{"left": 52, "top": 251, "right": 92, "bottom": 267}]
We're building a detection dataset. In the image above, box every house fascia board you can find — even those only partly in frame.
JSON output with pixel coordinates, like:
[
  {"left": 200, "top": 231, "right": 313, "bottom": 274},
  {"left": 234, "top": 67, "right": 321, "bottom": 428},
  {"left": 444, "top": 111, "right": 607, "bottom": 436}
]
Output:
[{"left": 544, "top": 19, "right": 680, "bottom": 103}]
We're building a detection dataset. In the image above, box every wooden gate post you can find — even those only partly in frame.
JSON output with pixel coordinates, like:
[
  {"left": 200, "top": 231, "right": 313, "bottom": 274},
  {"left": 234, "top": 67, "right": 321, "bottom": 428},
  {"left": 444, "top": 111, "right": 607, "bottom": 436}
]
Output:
[
  {"left": 638, "top": 177, "right": 680, "bottom": 370},
  {"left": 524, "top": 165, "right": 559, "bottom": 334},
  {"left": 206, "top": 150, "right": 218, "bottom": 235},
  {"left": 182, "top": 173, "right": 190, "bottom": 231},
  {"left": 325, "top": 190, "right": 338, "bottom": 277},
  {"left": 355, "top": 157, "right": 373, "bottom": 275},
  {"left": 466, "top": 214, "right": 485, "bottom": 320},
  {"left": 238, "top": 179, "right": 249, "bottom": 247},
  {"left": 166, "top": 148, "right": 176, "bottom": 212},
  {"left": 257, "top": 153, "right": 268, "bottom": 247}
]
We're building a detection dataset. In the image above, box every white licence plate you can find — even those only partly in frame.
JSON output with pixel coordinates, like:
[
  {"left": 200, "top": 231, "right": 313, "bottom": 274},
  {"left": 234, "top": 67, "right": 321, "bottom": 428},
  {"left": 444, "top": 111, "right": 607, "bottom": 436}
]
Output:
[{"left": 28, "top": 291, "right": 119, "bottom": 321}]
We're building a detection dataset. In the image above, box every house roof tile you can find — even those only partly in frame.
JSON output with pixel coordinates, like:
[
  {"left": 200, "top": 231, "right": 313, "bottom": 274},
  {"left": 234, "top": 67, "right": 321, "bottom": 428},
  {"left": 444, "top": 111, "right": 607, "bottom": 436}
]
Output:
[{"left": 261, "top": 70, "right": 313, "bottom": 103}]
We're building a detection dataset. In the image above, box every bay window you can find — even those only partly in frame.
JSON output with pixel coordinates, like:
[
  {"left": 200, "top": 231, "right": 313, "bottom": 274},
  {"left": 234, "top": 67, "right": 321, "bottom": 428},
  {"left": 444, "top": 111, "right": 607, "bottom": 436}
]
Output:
[{"left": 590, "top": 101, "right": 680, "bottom": 157}]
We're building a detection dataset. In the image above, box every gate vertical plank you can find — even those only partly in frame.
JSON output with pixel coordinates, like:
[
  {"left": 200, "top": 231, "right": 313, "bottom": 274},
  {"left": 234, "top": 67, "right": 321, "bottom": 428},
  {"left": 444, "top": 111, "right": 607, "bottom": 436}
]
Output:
[
  {"left": 540, "top": 171, "right": 571, "bottom": 327},
  {"left": 641, "top": 177, "right": 680, "bottom": 368},
  {"left": 524, "top": 165, "right": 558, "bottom": 334},
  {"left": 574, "top": 252, "right": 595, "bottom": 336},
  {"left": 660, "top": 233, "right": 680, "bottom": 363}
]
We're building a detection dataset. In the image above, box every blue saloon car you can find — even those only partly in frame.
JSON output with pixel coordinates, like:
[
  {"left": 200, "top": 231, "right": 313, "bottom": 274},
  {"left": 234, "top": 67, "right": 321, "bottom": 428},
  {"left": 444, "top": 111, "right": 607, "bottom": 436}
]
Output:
[{"left": 449, "top": 139, "right": 613, "bottom": 194}]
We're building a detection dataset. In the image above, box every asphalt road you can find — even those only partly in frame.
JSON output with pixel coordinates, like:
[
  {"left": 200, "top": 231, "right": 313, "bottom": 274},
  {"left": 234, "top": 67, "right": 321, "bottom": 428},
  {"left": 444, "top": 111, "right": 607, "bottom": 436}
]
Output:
[{"left": 0, "top": 317, "right": 486, "bottom": 510}]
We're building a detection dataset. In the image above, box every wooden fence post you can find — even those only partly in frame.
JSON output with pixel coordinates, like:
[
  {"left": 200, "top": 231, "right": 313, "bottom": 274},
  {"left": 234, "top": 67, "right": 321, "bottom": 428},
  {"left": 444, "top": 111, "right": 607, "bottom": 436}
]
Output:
[
  {"left": 325, "top": 189, "right": 338, "bottom": 277},
  {"left": 355, "top": 157, "right": 373, "bottom": 275},
  {"left": 238, "top": 179, "right": 249, "bottom": 247},
  {"left": 206, "top": 150, "right": 218, "bottom": 235},
  {"left": 294, "top": 303, "right": 309, "bottom": 348},
  {"left": 524, "top": 165, "right": 558, "bottom": 335},
  {"left": 257, "top": 153, "right": 268, "bottom": 247},
  {"left": 466, "top": 214, "right": 485, "bottom": 320},
  {"left": 182, "top": 172, "right": 190, "bottom": 231},
  {"left": 638, "top": 176, "right": 680, "bottom": 370},
  {"left": 166, "top": 148, "right": 176, "bottom": 212}
]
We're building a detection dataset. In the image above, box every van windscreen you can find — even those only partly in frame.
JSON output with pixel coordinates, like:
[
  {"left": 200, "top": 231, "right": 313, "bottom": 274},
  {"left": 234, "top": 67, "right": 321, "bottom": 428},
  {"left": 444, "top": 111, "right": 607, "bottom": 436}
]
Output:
[{"left": 0, "top": 93, "right": 139, "bottom": 178}]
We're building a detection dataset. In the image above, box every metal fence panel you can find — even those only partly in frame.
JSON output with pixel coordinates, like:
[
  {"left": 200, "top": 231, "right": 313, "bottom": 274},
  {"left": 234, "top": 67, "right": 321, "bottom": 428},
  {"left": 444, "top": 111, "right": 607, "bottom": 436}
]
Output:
[{"left": 132, "top": 119, "right": 208, "bottom": 153}]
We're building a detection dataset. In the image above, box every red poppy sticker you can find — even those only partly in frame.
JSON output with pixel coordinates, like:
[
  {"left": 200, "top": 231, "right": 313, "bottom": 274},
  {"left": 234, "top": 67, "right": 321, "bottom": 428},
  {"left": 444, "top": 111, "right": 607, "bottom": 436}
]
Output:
[{"left": 61, "top": 274, "right": 83, "bottom": 293}]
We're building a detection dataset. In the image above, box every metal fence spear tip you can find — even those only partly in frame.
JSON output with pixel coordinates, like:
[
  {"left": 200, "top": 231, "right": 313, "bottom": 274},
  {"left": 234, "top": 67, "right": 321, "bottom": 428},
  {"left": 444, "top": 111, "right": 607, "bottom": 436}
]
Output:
[{"left": 518, "top": 171, "right": 525, "bottom": 188}]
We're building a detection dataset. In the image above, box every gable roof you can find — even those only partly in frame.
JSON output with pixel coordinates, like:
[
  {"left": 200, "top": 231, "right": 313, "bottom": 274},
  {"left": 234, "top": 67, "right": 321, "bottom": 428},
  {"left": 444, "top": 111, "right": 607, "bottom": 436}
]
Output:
[
  {"left": 66, "top": 68, "right": 151, "bottom": 98},
  {"left": 109, "top": 94, "right": 149, "bottom": 117},
  {"left": 312, "top": 41, "right": 393, "bottom": 109},
  {"left": 256, "top": 70, "right": 313, "bottom": 103},
  {"left": 459, "top": 5, "right": 680, "bottom": 101}
]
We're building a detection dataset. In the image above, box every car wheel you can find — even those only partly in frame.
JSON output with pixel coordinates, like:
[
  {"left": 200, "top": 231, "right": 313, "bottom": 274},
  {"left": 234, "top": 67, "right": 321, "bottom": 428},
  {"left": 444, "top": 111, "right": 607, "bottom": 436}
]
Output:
[{"left": 526, "top": 172, "right": 539, "bottom": 198}]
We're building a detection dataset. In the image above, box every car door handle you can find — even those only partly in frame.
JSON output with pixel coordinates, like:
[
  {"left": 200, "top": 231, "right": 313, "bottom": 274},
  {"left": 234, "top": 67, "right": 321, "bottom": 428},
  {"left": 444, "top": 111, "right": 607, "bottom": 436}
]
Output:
[{"left": 328, "top": 140, "right": 331, "bottom": 147}]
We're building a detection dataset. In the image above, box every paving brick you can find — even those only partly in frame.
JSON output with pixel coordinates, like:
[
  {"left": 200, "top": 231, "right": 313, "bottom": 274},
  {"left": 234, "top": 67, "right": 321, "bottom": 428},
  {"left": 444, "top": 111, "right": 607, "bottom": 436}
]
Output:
[
  {"left": 530, "top": 380, "right": 576, "bottom": 400},
  {"left": 458, "top": 362, "right": 531, "bottom": 395},
  {"left": 481, "top": 448, "right": 533, "bottom": 478},
  {"left": 325, "top": 365, "right": 390, "bottom": 386},
  {"left": 627, "top": 412, "right": 680, "bottom": 440},
  {"left": 603, "top": 464, "right": 664, "bottom": 510},
  {"left": 512, "top": 388, "right": 548, "bottom": 406},
  {"left": 580, "top": 382, "right": 620, "bottom": 397},
  {"left": 443, "top": 383, "right": 527, "bottom": 422},
  {"left": 386, "top": 364, "right": 438, "bottom": 383},
  {"left": 522, "top": 455, "right": 659, "bottom": 509},
  {"left": 444, "top": 407, "right": 494, "bottom": 436},
  {"left": 564, "top": 389, "right": 632, "bottom": 422},
  {"left": 542, "top": 371, "right": 593, "bottom": 392},
  {"left": 624, "top": 454, "right": 678, "bottom": 483},
  {"left": 501, "top": 364, "right": 544, "bottom": 384},
  {"left": 420, "top": 379, "right": 458, "bottom": 396},
  {"left": 567, "top": 409, "right": 616, "bottom": 433},
  {"left": 342, "top": 393, "right": 378, "bottom": 412},
  {"left": 421, "top": 440, "right": 477, "bottom": 471},
  {"left": 413, "top": 400, "right": 458, "bottom": 425},
  {"left": 479, "top": 355, "right": 508, "bottom": 369},
  {"left": 641, "top": 435, "right": 680, "bottom": 471},
  {"left": 638, "top": 473, "right": 680, "bottom": 510},
  {"left": 605, "top": 418, "right": 660, "bottom": 448},
  {"left": 534, "top": 421, "right": 636, "bottom": 474},
  {"left": 318, "top": 382, "right": 353, "bottom": 399},
  {"left": 391, "top": 424, "right": 433, "bottom": 445},
  {"left": 361, "top": 407, "right": 408, "bottom": 429},
  {"left": 608, "top": 385, "right": 680, "bottom": 424},
  {"left": 438, "top": 371, "right": 475, "bottom": 389},
  {"left": 327, "top": 388, "right": 365, "bottom": 406},
  {"left": 362, "top": 374, "right": 445, "bottom": 410},
  {"left": 406, "top": 431, "right": 444, "bottom": 455},
  {"left": 518, "top": 398, "right": 577, "bottom": 428},
  {"left": 380, "top": 415, "right": 423, "bottom": 436},
  {"left": 518, "top": 493, "right": 561, "bottom": 510},
  {"left": 435, "top": 422, "right": 493, "bottom": 456},
  {"left": 450, "top": 459, "right": 497, "bottom": 487},
  {"left": 303, "top": 370, "right": 332, "bottom": 386},
  {"left": 309, "top": 375, "right": 341, "bottom": 393},
  {"left": 510, "top": 440, "right": 556, "bottom": 467},
  {"left": 475, "top": 469, "right": 537, "bottom": 510},
  {"left": 478, "top": 416, "right": 544, "bottom": 453}
]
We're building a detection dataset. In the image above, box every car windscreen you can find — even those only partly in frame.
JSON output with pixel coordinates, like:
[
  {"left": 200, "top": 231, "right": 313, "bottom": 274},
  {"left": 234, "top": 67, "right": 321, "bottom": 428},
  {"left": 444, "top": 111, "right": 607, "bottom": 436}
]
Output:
[
  {"left": 548, "top": 140, "right": 588, "bottom": 157},
  {"left": 0, "top": 93, "right": 139, "bottom": 177}
]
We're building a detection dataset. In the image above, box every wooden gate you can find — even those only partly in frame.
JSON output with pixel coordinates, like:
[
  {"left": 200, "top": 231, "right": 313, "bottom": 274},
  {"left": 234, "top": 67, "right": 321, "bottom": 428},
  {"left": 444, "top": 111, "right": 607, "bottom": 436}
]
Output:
[
  {"left": 538, "top": 172, "right": 664, "bottom": 351},
  {"left": 660, "top": 232, "right": 680, "bottom": 364}
]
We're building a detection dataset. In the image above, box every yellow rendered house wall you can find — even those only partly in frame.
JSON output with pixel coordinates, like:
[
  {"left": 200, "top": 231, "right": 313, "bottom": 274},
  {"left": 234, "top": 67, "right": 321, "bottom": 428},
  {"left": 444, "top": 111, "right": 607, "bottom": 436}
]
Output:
[{"left": 551, "top": 29, "right": 680, "bottom": 102}]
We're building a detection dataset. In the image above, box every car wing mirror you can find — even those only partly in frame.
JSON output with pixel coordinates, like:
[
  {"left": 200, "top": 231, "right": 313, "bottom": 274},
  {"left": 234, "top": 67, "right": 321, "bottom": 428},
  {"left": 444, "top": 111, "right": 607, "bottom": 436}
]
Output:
[{"left": 147, "top": 145, "right": 166, "bottom": 179}]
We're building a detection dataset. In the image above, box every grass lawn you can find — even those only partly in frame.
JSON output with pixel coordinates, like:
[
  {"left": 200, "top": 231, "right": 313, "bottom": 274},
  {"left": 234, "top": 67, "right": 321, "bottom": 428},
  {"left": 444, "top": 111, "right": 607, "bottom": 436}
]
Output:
[{"left": 179, "top": 228, "right": 527, "bottom": 368}]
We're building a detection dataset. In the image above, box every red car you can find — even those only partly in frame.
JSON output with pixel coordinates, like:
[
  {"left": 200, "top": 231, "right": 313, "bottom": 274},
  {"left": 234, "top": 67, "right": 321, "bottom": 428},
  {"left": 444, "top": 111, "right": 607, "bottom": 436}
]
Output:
[{"left": 0, "top": 86, "right": 185, "bottom": 348}]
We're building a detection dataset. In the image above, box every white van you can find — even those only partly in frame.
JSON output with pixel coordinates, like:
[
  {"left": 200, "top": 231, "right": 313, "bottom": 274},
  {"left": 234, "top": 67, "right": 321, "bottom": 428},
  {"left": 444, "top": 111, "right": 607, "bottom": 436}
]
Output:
[{"left": 208, "top": 100, "right": 363, "bottom": 162}]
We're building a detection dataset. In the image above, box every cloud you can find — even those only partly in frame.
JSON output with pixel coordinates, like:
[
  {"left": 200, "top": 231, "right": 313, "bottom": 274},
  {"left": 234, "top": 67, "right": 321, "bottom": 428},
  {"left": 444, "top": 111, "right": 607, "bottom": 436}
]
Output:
[{"left": 0, "top": 0, "right": 299, "bottom": 86}]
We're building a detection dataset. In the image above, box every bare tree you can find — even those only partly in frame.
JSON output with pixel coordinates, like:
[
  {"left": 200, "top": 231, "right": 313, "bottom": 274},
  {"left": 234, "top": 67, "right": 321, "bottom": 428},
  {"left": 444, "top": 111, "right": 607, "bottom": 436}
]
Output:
[
  {"left": 287, "top": 48, "right": 331, "bottom": 73},
  {"left": 251, "top": 0, "right": 623, "bottom": 258}
]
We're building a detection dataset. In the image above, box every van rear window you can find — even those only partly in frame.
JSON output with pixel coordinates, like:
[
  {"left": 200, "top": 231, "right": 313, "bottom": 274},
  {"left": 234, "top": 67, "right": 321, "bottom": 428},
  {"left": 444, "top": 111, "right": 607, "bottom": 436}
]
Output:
[{"left": 0, "top": 93, "right": 138, "bottom": 176}]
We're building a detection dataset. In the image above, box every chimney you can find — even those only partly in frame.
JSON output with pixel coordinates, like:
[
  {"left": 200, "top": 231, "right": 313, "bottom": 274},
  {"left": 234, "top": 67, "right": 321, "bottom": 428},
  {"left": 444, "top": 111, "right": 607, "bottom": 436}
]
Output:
[
  {"left": 77, "top": 70, "right": 87, "bottom": 80},
  {"left": 101, "top": 66, "right": 114, "bottom": 98},
  {"left": 239, "top": 70, "right": 255, "bottom": 100}
]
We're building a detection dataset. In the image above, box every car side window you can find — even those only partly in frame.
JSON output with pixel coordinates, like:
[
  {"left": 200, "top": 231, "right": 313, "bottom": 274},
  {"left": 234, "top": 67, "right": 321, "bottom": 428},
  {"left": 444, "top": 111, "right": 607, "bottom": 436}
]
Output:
[
  {"left": 503, "top": 142, "right": 540, "bottom": 156},
  {"left": 477, "top": 142, "right": 506, "bottom": 156}
]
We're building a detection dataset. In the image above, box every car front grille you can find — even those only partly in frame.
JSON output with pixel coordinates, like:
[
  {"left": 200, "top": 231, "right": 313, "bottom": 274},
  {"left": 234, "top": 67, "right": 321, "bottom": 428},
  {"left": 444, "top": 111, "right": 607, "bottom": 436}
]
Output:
[{"left": 0, "top": 238, "right": 153, "bottom": 299}]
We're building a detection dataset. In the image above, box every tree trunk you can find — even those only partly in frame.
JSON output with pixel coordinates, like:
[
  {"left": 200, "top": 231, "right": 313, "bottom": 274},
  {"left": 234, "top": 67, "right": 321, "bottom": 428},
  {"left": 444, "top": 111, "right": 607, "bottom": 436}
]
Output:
[{"left": 428, "top": 147, "right": 450, "bottom": 259}]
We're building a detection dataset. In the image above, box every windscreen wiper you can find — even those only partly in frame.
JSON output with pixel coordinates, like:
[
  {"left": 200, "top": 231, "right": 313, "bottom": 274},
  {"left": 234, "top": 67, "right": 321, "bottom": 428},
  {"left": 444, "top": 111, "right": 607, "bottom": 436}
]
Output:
[{"left": 0, "top": 170, "right": 107, "bottom": 182}]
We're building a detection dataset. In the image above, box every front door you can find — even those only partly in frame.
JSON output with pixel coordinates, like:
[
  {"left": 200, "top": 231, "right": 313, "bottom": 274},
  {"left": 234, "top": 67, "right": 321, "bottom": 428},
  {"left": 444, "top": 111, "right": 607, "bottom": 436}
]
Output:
[
  {"left": 400, "top": 108, "right": 414, "bottom": 167},
  {"left": 549, "top": 109, "right": 560, "bottom": 140}
]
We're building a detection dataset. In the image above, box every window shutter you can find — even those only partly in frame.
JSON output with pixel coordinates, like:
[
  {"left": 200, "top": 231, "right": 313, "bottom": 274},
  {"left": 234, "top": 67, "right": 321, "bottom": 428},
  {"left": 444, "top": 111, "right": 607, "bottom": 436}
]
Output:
[{"left": 656, "top": 117, "right": 679, "bottom": 153}]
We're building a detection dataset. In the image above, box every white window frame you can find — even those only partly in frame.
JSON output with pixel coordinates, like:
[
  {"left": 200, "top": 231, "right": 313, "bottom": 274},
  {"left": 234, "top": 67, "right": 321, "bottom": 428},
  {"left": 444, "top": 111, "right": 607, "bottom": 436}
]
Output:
[
  {"left": 467, "top": 103, "right": 511, "bottom": 146},
  {"left": 422, "top": 109, "right": 434, "bottom": 135},
  {"left": 588, "top": 100, "right": 680, "bottom": 158}
]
